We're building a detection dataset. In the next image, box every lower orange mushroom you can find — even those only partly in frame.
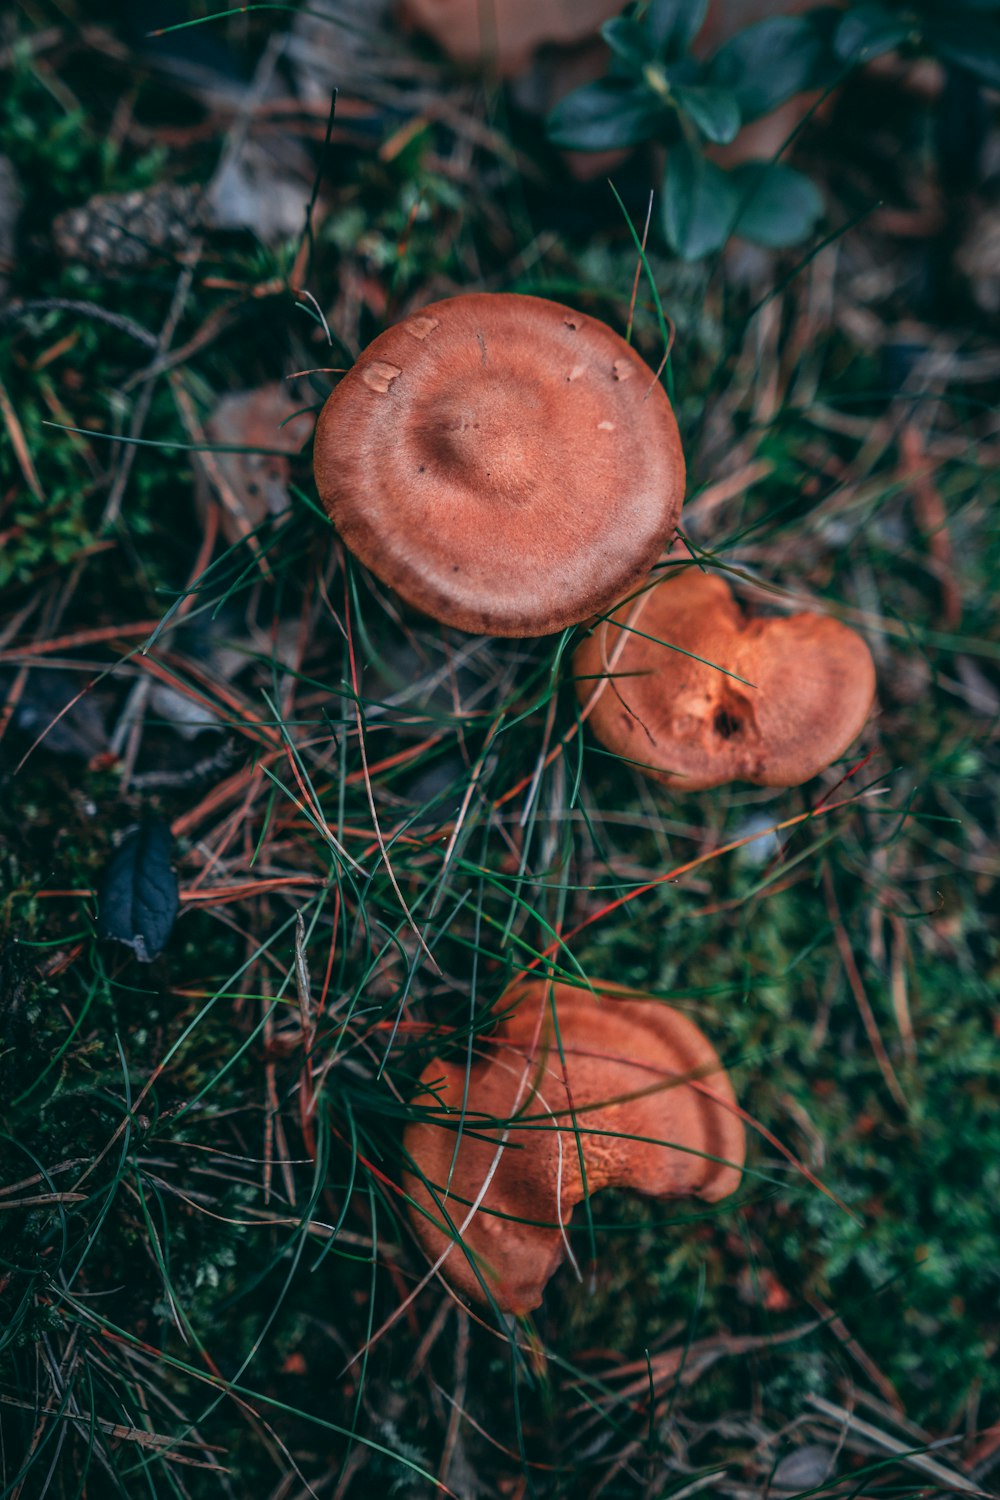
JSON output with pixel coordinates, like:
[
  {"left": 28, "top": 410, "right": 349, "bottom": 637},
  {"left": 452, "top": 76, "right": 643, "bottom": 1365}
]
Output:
[
  {"left": 402, "top": 979, "right": 744, "bottom": 1314},
  {"left": 574, "top": 566, "right": 876, "bottom": 791}
]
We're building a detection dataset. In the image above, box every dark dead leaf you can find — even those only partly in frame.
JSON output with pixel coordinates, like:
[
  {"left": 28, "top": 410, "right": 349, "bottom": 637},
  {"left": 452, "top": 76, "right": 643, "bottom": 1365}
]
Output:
[{"left": 97, "top": 821, "right": 180, "bottom": 963}]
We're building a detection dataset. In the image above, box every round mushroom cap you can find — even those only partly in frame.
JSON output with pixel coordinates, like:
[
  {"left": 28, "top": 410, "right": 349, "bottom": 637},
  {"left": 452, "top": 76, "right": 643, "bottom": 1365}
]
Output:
[
  {"left": 398, "top": 0, "right": 623, "bottom": 76},
  {"left": 574, "top": 566, "right": 876, "bottom": 790},
  {"left": 313, "top": 293, "right": 685, "bottom": 637},
  {"left": 402, "top": 979, "right": 743, "bottom": 1313}
]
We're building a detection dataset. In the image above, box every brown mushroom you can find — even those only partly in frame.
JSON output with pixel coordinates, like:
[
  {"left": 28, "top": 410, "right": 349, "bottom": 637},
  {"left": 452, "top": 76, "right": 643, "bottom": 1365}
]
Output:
[
  {"left": 314, "top": 293, "right": 685, "bottom": 637},
  {"left": 397, "top": 0, "right": 622, "bottom": 77},
  {"left": 402, "top": 978, "right": 743, "bottom": 1313},
  {"left": 574, "top": 564, "right": 876, "bottom": 790}
]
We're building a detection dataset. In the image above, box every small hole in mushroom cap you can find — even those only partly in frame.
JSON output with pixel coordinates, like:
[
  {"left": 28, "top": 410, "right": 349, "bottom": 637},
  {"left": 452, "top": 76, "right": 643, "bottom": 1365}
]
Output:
[
  {"left": 612, "top": 360, "right": 634, "bottom": 381},
  {"left": 563, "top": 316, "right": 580, "bottom": 330},
  {"left": 713, "top": 708, "right": 742, "bottom": 739}
]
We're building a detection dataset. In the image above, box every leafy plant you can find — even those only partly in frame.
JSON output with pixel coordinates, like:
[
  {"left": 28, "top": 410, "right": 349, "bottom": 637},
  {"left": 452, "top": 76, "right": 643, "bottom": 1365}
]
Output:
[
  {"left": 547, "top": 0, "right": 1000, "bottom": 259},
  {"left": 548, "top": 0, "right": 833, "bottom": 259}
]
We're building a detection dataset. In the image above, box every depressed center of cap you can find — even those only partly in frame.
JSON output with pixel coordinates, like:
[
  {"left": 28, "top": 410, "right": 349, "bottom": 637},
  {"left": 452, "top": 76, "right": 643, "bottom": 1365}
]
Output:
[
  {"left": 313, "top": 293, "right": 686, "bottom": 637},
  {"left": 413, "top": 372, "right": 546, "bottom": 501}
]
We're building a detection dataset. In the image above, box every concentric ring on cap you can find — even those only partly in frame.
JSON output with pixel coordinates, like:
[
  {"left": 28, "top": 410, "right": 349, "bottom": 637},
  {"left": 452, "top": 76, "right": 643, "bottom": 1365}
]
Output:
[{"left": 313, "top": 293, "right": 685, "bottom": 637}]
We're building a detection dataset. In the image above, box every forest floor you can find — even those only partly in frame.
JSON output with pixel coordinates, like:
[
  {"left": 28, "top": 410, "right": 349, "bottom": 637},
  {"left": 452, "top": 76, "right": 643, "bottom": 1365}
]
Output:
[{"left": 1, "top": 3, "right": 999, "bottom": 1498}]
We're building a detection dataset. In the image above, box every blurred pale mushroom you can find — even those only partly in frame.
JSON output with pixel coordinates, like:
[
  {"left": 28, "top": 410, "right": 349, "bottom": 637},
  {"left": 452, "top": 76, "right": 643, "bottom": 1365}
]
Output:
[
  {"left": 397, "top": 0, "right": 622, "bottom": 77},
  {"left": 397, "top": 0, "right": 627, "bottom": 178}
]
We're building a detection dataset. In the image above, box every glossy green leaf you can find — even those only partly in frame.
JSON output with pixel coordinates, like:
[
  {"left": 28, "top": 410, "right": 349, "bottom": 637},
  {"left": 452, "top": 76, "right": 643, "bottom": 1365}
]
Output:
[
  {"left": 546, "top": 80, "right": 667, "bottom": 151},
  {"left": 709, "top": 16, "right": 824, "bottom": 120},
  {"left": 662, "top": 143, "right": 739, "bottom": 259},
  {"left": 730, "top": 161, "right": 824, "bottom": 247},
  {"left": 835, "top": 5, "right": 912, "bottom": 61},
  {"left": 645, "top": 0, "right": 710, "bottom": 57},
  {"left": 673, "top": 84, "right": 741, "bottom": 143},
  {"left": 601, "top": 16, "right": 654, "bottom": 71}
]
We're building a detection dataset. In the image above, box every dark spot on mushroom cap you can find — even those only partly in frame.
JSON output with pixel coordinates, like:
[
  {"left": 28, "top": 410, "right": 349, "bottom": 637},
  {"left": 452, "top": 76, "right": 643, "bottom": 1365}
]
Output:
[{"left": 713, "top": 707, "right": 742, "bottom": 739}]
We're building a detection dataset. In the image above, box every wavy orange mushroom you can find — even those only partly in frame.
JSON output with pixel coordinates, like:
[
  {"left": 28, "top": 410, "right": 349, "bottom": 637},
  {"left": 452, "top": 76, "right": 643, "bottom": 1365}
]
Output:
[
  {"left": 402, "top": 979, "right": 744, "bottom": 1314},
  {"left": 574, "top": 565, "right": 876, "bottom": 791},
  {"left": 314, "top": 293, "right": 685, "bottom": 637}
]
